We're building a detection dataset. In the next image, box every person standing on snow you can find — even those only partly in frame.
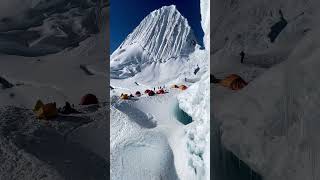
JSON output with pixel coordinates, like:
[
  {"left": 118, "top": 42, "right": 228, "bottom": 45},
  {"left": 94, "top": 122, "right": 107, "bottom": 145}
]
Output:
[
  {"left": 240, "top": 51, "right": 245, "bottom": 64},
  {"left": 194, "top": 64, "right": 200, "bottom": 75}
]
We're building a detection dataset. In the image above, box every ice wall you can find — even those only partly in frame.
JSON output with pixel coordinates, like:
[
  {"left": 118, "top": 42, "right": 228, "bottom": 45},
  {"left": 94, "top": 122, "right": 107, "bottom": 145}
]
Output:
[{"left": 175, "top": 0, "right": 210, "bottom": 179}]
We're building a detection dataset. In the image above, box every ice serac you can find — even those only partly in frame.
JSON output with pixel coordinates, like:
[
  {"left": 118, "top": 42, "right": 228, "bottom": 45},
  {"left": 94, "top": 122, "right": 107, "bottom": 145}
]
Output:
[
  {"left": 175, "top": 0, "right": 210, "bottom": 179},
  {"left": 110, "top": 5, "right": 197, "bottom": 79}
]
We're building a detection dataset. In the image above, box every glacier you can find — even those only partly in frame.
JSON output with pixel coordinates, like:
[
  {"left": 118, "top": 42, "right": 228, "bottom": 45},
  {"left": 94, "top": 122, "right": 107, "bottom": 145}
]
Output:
[{"left": 110, "top": 2, "right": 210, "bottom": 180}]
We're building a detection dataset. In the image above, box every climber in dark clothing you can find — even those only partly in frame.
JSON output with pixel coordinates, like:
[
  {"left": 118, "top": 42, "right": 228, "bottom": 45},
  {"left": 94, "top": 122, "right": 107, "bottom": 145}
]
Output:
[
  {"left": 194, "top": 64, "right": 200, "bottom": 75},
  {"left": 279, "top": 10, "right": 285, "bottom": 21},
  {"left": 240, "top": 51, "right": 245, "bottom": 64},
  {"left": 59, "top": 101, "right": 80, "bottom": 114}
]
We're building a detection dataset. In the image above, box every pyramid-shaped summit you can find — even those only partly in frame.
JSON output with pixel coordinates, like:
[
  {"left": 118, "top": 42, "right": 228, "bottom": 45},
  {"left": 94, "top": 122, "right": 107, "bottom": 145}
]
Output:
[{"left": 111, "top": 5, "right": 197, "bottom": 79}]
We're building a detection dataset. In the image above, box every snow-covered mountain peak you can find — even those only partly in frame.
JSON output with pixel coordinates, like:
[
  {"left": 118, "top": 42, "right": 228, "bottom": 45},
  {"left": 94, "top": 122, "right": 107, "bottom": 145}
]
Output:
[{"left": 111, "top": 5, "right": 198, "bottom": 79}]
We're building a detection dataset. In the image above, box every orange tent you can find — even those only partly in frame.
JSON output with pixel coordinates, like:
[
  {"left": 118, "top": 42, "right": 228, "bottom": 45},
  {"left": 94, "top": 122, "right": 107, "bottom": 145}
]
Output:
[
  {"left": 179, "top": 85, "right": 188, "bottom": 90},
  {"left": 219, "top": 74, "right": 247, "bottom": 90},
  {"left": 33, "top": 100, "right": 58, "bottom": 120}
]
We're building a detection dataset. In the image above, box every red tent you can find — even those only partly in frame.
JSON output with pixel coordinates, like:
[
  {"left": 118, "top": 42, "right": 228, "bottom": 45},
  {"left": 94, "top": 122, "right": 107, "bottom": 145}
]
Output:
[
  {"left": 156, "top": 89, "right": 165, "bottom": 94},
  {"left": 148, "top": 90, "right": 155, "bottom": 96}
]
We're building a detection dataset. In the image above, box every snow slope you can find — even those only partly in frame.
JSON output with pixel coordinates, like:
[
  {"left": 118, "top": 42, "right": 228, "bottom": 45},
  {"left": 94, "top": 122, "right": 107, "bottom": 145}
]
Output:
[
  {"left": 0, "top": 0, "right": 107, "bottom": 56},
  {"left": 0, "top": 1, "right": 109, "bottom": 179},
  {"left": 211, "top": 0, "right": 320, "bottom": 179},
  {"left": 215, "top": 25, "right": 320, "bottom": 180},
  {"left": 0, "top": 1, "right": 108, "bottom": 108}
]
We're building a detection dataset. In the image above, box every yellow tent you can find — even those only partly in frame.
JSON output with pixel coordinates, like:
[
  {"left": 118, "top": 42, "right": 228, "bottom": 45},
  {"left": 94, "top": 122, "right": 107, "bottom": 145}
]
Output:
[
  {"left": 33, "top": 100, "right": 44, "bottom": 112},
  {"left": 33, "top": 100, "right": 58, "bottom": 120},
  {"left": 120, "top": 94, "right": 129, "bottom": 100}
]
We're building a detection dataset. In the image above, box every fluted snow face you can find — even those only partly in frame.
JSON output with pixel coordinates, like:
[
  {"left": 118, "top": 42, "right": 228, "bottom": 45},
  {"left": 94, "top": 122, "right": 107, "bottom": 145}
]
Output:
[
  {"left": 110, "top": 5, "right": 197, "bottom": 79},
  {"left": 120, "top": 5, "right": 196, "bottom": 61}
]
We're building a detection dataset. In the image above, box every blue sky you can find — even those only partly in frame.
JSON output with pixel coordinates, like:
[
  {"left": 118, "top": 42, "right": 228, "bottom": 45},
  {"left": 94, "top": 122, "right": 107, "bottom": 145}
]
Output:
[{"left": 110, "top": 0, "right": 204, "bottom": 53}]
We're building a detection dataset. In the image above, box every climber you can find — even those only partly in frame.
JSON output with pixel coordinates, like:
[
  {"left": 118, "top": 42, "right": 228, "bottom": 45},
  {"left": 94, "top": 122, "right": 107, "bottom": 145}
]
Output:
[
  {"left": 240, "top": 51, "right": 245, "bottom": 64},
  {"left": 194, "top": 64, "right": 200, "bottom": 75},
  {"left": 59, "top": 101, "right": 80, "bottom": 114}
]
